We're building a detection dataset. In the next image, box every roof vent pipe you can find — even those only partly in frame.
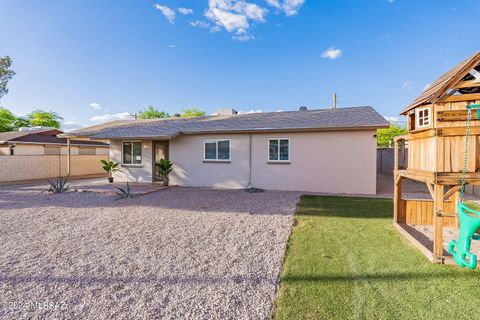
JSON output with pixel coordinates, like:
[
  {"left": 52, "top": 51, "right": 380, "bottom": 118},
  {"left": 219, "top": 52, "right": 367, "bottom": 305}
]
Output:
[{"left": 299, "top": 106, "right": 308, "bottom": 111}]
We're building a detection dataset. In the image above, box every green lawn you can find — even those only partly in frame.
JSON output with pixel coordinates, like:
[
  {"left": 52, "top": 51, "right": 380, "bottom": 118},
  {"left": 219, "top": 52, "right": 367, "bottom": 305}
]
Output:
[{"left": 274, "top": 196, "right": 480, "bottom": 320}]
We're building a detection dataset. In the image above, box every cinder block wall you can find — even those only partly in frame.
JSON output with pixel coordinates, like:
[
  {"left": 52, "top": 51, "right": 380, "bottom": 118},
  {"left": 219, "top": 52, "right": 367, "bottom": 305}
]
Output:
[{"left": 0, "top": 155, "right": 108, "bottom": 182}]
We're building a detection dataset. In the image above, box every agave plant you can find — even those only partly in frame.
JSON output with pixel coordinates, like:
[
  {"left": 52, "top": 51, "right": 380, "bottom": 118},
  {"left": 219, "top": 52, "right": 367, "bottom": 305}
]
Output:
[
  {"left": 100, "top": 160, "right": 120, "bottom": 183},
  {"left": 154, "top": 159, "right": 173, "bottom": 186},
  {"left": 116, "top": 182, "right": 136, "bottom": 199},
  {"left": 44, "top": 178, "right": 70, "bottom": 194}
]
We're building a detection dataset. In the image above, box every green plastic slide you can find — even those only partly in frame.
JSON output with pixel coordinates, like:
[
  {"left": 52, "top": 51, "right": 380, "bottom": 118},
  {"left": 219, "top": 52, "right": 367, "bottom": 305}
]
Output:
[{"left": 448, "top": 202, "right": 480, "bottom": 269}]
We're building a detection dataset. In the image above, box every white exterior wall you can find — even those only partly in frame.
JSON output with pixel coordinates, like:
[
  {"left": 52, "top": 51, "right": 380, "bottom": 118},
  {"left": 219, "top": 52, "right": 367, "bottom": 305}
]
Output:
[
  {"left": 110, "top": 139, "right": 153, "bottom": 182},
  {"left": 109, "top": 130, "right": 378, "bottom": 194}
]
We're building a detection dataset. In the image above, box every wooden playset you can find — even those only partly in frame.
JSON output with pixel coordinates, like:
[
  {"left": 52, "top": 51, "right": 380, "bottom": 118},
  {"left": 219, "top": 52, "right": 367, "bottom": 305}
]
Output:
[{"left": 393, "top": 51, "right": 480, "bottom": 266}]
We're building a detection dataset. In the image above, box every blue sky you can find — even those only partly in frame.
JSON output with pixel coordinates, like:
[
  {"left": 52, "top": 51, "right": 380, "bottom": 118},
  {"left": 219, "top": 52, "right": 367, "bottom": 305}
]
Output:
[{"left": 0, "top": 0, "right": 479, "bottom": 130}]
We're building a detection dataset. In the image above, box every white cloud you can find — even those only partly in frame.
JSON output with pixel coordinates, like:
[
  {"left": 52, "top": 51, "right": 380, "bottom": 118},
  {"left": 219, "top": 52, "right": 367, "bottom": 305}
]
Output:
[
  {"left": 62, "top": 120, "right": 83, "bottom": 132},
  {"left": 178, "top": 7, "right": 193, "bottom": 15},
  {"left": 154, "top": 4, "right": 176, "bottom": 23},
  {"left": 266, "top": 0, "right": 305, "bottom": 16},
  {"left": 321, "top": 47, "right": 342, "bottom": 60},
  {"left": 91, "top": 112, "right": 132, "bottom": 122},
  {"left": 423, "top": 83, "right": 431, "bottom": 91},
  {"left": 384, "top": 116, "right": 399, "bottom": 123},
  {"left": 403, "top": 81, "right": 414, "bottom": 90},
  {"left": 89, "top": 102, "right": 101, "bottom": 110},
  {"left": 238, "top": 109, "right": 263, "bottom": 114},
  {"left": 205, "top": 0, "right": 268, "bottom": 40},
  {"left": 233, "top": 34, "right": 254, "bottom": 41},
  {"left": 190, "top": 20, "right": 222, "bottom": 33},
  {"left": 168, "top": 44, "right": 176, "bottom": 48}
]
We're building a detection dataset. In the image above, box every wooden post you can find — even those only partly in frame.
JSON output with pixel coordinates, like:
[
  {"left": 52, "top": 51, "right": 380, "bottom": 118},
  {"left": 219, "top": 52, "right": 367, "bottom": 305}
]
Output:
[
  {"left": 67, "top": 138, "right": 71, "bottom": 177},
  {"left": 433, "top": 184, "right": 445, "bottom": 263},
  {"left": 393, "top": 141, "right": 401, "bottom": 223},
  {"left": 394, "top": 175, "right": 402, "bottom": 223}
]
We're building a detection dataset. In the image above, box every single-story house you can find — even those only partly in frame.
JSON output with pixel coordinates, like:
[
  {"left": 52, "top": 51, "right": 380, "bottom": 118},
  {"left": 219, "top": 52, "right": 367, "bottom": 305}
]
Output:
[
  {"left": 0, "top": 127, "right": 109, "bottom": 156},
  {"left": 64, "top": 106, "right": 389, "bottom": 194}
]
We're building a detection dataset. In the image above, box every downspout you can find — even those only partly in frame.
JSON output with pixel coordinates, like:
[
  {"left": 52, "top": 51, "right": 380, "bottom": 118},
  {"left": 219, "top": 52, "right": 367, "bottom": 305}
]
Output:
[
  {"left": 247, "top": 134, "right": 252, "bottom": 188},
  {"left": 67, "top": 138, "right": 71, "bottom": 177}
]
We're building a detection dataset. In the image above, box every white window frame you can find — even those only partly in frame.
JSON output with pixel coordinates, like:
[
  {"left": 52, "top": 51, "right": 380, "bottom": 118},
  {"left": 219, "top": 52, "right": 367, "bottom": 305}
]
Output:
[
  {"left": 416, "top": 107, "right": 431, "bottom": 128},
  {"left": 203, "top": 139, "right": 231, "bottom": 162},
  {"left": 268, "top": 138, "right": 290, "bottom": 162},
  {"left": 122, "top": 141, "right": 143, "bottom": 166}
]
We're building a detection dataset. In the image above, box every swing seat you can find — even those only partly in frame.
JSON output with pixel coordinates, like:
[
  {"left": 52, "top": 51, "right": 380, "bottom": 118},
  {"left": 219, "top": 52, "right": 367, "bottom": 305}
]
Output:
[{"left": 448, "top": 202, "right": 480, "bottom": 269}]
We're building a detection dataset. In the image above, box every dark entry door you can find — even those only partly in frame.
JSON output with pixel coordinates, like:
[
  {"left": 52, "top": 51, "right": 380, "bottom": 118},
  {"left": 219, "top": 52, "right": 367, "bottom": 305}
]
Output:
[{"left": 153, "top": 141, "right": 169, "bottom": 181}]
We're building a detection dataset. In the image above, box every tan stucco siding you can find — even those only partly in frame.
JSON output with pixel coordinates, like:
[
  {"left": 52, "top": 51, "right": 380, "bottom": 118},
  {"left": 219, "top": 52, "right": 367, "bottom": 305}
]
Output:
[
  {"left": 13, "top": 145, "right": 45, "bottom": 155},
  {"left": 109, "top": 130, "right": 378, "bottom": 194},
  {"left": 170, "top": 130, "right": 377, "bottom": 194},
  {"left": 110, "top": 140, "right": 153, "bottom": 182},
  {"left": 0, "top": 144, "right": 108, "bottom": 156},
  {"left": 170, "top": 135, "right": 250, "bottom": 189},
  {"left": 250, "top": 131, "right": 377, "bottom": 194}
]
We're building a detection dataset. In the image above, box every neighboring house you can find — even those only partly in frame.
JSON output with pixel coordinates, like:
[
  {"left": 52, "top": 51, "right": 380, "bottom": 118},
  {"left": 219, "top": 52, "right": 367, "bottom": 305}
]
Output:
[
  {"left": 64, "top": 106, "right": 389, "bottom": 194},
  {"left": 0, "top": 127, "right": 109, "bottom": 156},
  {"left": 0, "top": 127, "right": 109, "bottom": 182}
]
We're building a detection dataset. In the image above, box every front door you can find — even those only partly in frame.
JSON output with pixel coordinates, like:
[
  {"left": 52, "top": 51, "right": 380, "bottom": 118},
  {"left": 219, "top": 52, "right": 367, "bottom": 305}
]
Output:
[{"left": 153, "top": 141, "right": 169, "bottom": 181}]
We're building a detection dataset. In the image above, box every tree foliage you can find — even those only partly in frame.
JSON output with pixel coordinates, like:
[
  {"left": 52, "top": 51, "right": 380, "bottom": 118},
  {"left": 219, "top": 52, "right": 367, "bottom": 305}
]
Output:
[
  {"left": 0, "top": 56, "right": 15, "bottom": 100},
  {"left": 0, "top": 108, "right": 64, "bottom": 132},
  {"left": 377, "top": 124, "right": 408, "bottom": 147},
  {"left": 0, "top": 108, "right": 17, "bottom": 132},
  {"left": 138, "top": 106, "right": 169, "bottom": 119},
  {"left": 180, "top": 108, "right": 206, "bottom": 118},
  {"left": 25, "top": 110, "right": 63, "bottom": 128}
]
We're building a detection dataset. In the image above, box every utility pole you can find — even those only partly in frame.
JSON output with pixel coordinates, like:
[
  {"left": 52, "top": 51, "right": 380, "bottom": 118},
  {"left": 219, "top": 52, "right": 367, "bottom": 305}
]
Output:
[{"left": 332, "top": 92, "right": 337, "bottom": 109}]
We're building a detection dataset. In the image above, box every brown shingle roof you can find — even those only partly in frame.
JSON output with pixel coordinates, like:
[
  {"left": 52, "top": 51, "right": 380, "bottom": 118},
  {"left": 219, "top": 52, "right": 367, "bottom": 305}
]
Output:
[
  {"left": 0, "top": 130, "right": 108, "bottom": 147},
  {"left": 402, "top": 51, "right": 480, "bottom": 115},
  {"left": 64, "top": 106, "right": 389, "bottom": 139}
]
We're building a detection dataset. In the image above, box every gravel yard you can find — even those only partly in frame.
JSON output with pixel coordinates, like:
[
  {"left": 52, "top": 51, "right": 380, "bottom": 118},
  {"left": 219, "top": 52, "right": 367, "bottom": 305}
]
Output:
[{"left": 0, "top": 185, "right": 300, "bottom": 319}]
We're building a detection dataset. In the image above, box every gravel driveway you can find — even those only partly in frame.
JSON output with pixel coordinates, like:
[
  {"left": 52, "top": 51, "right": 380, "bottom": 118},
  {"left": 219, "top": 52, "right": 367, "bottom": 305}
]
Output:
[{"left": 0, "top": 185, "right": 300, "bottom": 319}]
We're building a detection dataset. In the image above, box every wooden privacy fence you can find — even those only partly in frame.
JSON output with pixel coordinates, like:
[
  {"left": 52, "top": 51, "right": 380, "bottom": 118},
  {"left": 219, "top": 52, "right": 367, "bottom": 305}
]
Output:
[{"left": 0, "top": 155, "right": 108, "bottom": 182}]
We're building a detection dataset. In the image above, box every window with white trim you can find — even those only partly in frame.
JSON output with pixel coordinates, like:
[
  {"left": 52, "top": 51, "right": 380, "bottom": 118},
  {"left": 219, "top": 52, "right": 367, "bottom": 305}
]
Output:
[
  {"left": 204, "top": 139, "right": 230, "bottom": 161},
  {"left": 122, "top": 141, "right": 142, "bottom": 165},
  {"left": 416, "top": 107, "right": 431, "bottom": 128},
  {"left": 269, "top": 138, "right": 290, "bottom": 162}
]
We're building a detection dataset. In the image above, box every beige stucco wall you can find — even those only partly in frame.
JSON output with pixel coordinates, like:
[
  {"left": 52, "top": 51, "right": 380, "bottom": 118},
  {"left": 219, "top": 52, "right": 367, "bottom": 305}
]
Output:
[
  {"left": 170, "top": 134, "right": 251, "bottom": 189},
  {"left": 13, "top": 144, "right": 45, "bottom": 155},
  {"left": 109, "top": 130, "right": 378, "bottom": 194},
  {"left": 0, "top": 155, "right": 108, "bottom": 182},
  {"left": 1, "top": 144, "right": 109, "bottom": 156},
  {"left": 250, "top": 131, "right": 377, "bottom": 194},
  {"left": 171, "top": 131, "right": 377, "bottom": 194},
  {"left": 110, "top": 140, "right": 153, "bottom": 182}
]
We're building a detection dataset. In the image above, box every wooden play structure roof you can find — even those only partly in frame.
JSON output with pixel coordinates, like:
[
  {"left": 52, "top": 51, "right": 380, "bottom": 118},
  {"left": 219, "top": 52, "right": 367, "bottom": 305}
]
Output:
[{"left": 402, "top": 51, "right": 480, "bottom": 115}]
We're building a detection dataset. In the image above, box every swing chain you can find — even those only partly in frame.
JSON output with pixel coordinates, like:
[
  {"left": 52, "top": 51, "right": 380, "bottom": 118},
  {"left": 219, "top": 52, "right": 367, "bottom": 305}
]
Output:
[{"left": 460, "top": 108, "right": 473, "bottom": 202}]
